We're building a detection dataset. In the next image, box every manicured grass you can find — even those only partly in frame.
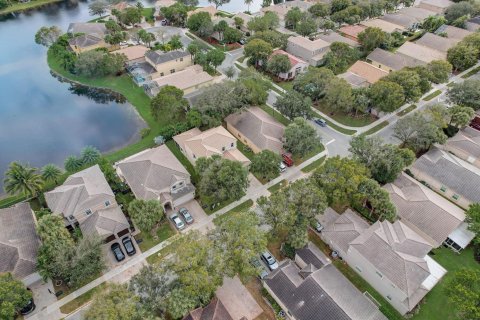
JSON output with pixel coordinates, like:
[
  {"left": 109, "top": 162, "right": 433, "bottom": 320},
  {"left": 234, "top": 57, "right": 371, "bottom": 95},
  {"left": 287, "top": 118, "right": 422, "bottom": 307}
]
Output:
[
  {"left": 447, "top": 82, "right": 455, "bottom": 87},
  {"left": 213, "top": 199, "right": 254, "bottom": 225},
  {"left": 142, "top": 7, "right": 155, "bottom": 24},
  {"left": 322, "top": 118, "right": 357, "bottom": 135},
  {"left": 59, "top": 283, "right": 107, "bottom": 314},
  {"left": 461, "top": 65, "right": 480, "bottom": 78},
  {"left": 314, "top": 102, "right": 376, "bottom": 127},
  {"left": 259, "top": 105, "right": 291, "bottom": 126},
  {"left": 423, "top": 90, "right": 442, "bottom": 101},
  {"left": 134, "top": 221, "right": 175, "bottom": 252},
  {"left": 292, "top": 144, "right": 325, "bottom": 165},
  {"left": 364, "top": 120, "right": 389, "bottom": 135},
  {"left": 0, "top": 194, "right": 28, "bottom": 209},
  {"left": 236, "top": 140, "right": 255, "bottom": 160},
  {"left": 308, "top": 231, "right": 404, "bottom": 320},
  {"left": 397, "top": 104, "right": 417, "bottom": 117},
  {"left": 0, "top": 0, "right": 62, "bottom": 14},
  {"left": 412, "top": 247, "right": 479, "bottom": 320},
  {"left": 235, "top": 62, "right": 246, "bottom": 71},
  {"left": 165, "top": 140, "right": 199, "bottom": 184},
  {"left": 237, "top": 55, "right": 245, "bottom": 63},
  {"left": 267, "top": 179, "right": 288, "bottom": 193},
  {"left": 269, "top": 85, "right": 285, "bottom": 96},
  {"left": 201, "top": 196, "right": 241, "bottom": 215},
  {"left": 301, "top": 156, "right": 325, "bottom": 173}
]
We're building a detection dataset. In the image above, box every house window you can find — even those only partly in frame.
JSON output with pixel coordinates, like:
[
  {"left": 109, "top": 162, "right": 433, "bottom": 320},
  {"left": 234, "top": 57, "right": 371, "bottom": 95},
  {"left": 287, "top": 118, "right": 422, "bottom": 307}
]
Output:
[
  {"left": 68, "top": 215, "right": 75, "bottom": 221},
  {"left": 179, "top": 181, "right": 184, "bottom": 187},
  {"left": 375, "top": 271, "right": 383, "bottom": 278},
  {"left": 222, "top": 146, "right": 226, "bottom": 151},
  {"left": 105, "top": 200, "right": 111, "bottom": 207},
  {"left": 440, "top": 186, "right": 447, "bottom": 192},
  {"left": 230, "top": 143, "right": 234, "bottom": 147},
  {"left": 85, "top": 209, "right": 92, "bottom": 216},
  {"left": 452, "top": 194, "right": 460, "bottom": 200},
  {"left": 160, "top": 72, "right": 164, "bottom": 76},
  {"left": 172, "top": 185, "right": 177, "bottom": 190},
  {"left": 355, "top": 266, "right": 362, "bottom": 273},
  {"left": 193, "top": 154, "right": 196, "bottom": 159},
  {"left": 170, "top": 69, "right": 175, "bottom": 74},
  {"left": 180, "top": 58, "right": 183, "bottom": 61}
]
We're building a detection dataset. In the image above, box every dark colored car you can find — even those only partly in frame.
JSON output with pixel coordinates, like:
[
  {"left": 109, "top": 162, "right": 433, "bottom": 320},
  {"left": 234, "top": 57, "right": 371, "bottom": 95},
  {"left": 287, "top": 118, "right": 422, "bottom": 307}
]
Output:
[
  {"left": 179, "top": 207, "right": 194, "bottom": 224},
  {"left": 111, "top": 242, "right": 125, "bottom": 262},
  {"left": 314, "top": 118, "right": 327, "bottom": 127},
  {"left": 238, "top": 38, "right": 246, "bottom": 45},
  {"left": 19, "top": 289, "right": 35, "bottom": 315},
  {"left": 122, "top": 237, "right": 136, "bottom": 256}
]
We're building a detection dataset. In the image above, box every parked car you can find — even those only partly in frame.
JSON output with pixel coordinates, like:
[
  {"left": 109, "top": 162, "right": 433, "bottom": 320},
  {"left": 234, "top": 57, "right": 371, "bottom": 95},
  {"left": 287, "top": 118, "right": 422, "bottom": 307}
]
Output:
[
  {"left": 282, "top": 153, "right": 294, "bottom": 167},
  {"left": 315, "top": 220, "right": 324, "bottom": 232},
  {"left": 179, "top": 207, "right": 194, "bottom": 224},
  {"left": 238, "top": 38, "right": 246, "bottom": 45},
  {"left": 19, "top": 289, "right": 35, "bottom": 315},
  {"left": 261, "top": 251, "right": 279, "bottom": 270},
  {"left": 111, "top": 242, "right": 125, "bottom": 262},
  {"left": 314, "top": 118, "right": 327, "bottom": 127},
  {"left": 250, "top": 257, "right": 269, "bottom": 279},
  {"left": 279, "top": 162, "right": 287, "bottom": 173},
  {"left": 122, "top": 236, "right": 136, "bottom": 256},
  {"left": 170, "top": 213, "right": 185, "bottom": 230}
]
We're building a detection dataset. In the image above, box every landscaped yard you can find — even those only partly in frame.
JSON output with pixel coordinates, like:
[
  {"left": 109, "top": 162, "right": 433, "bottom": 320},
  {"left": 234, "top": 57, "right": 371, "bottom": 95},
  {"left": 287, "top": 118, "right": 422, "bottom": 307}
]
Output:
[
  {"left": 461, "top": 65, "right": 480, "bottom": 78},
  {"left": 0, "top": 0, "right": 62, "bottom": 14},
  {"left": 301, "top": 156, "right": 325, "bottom": 173},
  {"left": 213, "top": 199, "right": 254, "bottom": 225},
  {"left": 267, "top": 179, "right": 288, "bottom": 193},
  {"left": 292, "top": 144, "right": 325, "bottom": 164},
  {"left": 165, "top": 140, "right": 199, "bottom": 183},
  {"left": 411, "top": 247, "right": 479, "bottom": 320},
  {"left": 259, "top": 105, "right": 291, "bottom": 126},
  {"left": 59, "top": 283, "right": 107, "bottom": 314},
  {"left": 364, "top": 120, "right": 389, "bottom": 135},
  {"left": 396, "top": 104, "right": 417, "bottom": 117},
  {"left": 423, "top": 90, "right": 442, "bottom": 101},
  {"left": 141, "top": 7, "right": 155, "bottom": 24},
  {"left": 134, "top": 221, "right": 175, "bottom": 252},
  {"left": 314, "top": 102, "right": 377, "bottom": 127}
]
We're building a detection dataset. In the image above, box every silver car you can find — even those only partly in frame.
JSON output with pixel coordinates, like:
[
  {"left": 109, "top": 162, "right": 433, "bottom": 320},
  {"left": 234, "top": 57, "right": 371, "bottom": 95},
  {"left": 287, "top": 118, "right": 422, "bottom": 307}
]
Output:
[
  {"left": 179, "top": 207, "right": 194, "bottom": 224},
  {"left": 261, "top": 251, "right": 279, "bottom": 270},
  {"left": 170, "top": 213, "right": 185, "bottom": 230}
]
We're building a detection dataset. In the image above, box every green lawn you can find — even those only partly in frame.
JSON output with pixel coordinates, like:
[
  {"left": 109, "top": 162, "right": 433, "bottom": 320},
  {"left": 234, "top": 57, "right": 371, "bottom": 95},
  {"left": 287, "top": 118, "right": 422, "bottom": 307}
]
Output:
[
  {"left": 213, "top": 199, "right": 254, "bottom": 225},
  {"left": 412, "top": 247, "right": 479, "bottom": 320},
  {"left": 461, "top": 65, "right": 480, "bottom": 78},
  {"left": 301, "top": 156, "right": 325, "bottom": 173},
  {"left": 259, "top": 105, "right": 291, "bottom": 126},
  {"left": 267, "top": 179, "right": 288, "bottom": 193},
  {"left": 314, "top": 102, "right": 376, "bottom": 127},
  {"left": 59, "top": 283, "right": 107, "bottom": 314},
  {"left": 134, "top": 221, "right": 175, "bottom": 252},
  {"left": 141, "top": 7, "right": 155, "bottom": 24},
  {"left": 321, "top": 117, "right": 357, "bottom": 135},
  {"left": 165, "top": 140, "right": 199, "bottom": 184},
  {"left": 0, "top": 194, "right": 28, "bottom": 209},
  {"left": 292, "top": 144, "right": 325, "bottom": 164},
  {"left": 0, "top": 0, "right": 62, "bottom": 14},
  {"left": 396, "top": 104, "right": 417, "bottom": 117},
  {"left": 423, "top": 90, "right": 442, "bottom": 101},
  {"left": 364, "top": 120, "right": 389, "bottom": 135},
  {"left": 236, "top": 140, "right": 255, "bottom": 160}
]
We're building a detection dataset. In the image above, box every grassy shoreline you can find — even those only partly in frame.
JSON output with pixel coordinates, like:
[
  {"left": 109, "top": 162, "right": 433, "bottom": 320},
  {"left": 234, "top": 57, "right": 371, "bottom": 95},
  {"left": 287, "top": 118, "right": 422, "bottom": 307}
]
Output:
[{"left": 0, "top": 0, "right": 62, "bottom": 15}]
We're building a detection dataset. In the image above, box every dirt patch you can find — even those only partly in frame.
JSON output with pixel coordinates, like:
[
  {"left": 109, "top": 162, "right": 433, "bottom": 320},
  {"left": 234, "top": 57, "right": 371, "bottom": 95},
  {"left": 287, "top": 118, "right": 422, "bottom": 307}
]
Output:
[{"left": 245, "top": 279, "right": 276, "bottom": 320}]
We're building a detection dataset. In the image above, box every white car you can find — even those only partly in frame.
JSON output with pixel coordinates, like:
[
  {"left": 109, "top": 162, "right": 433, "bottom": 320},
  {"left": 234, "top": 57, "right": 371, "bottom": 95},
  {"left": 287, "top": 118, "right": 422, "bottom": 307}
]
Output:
[
  {"left": 170, "top": 213, "right": 185, "bottom": 230},
  {"left": 279, "top": 162, "right": 287, "bottom": 173},
  {"left": 261, "top": 251, "right": 279, "bottom": 270}
]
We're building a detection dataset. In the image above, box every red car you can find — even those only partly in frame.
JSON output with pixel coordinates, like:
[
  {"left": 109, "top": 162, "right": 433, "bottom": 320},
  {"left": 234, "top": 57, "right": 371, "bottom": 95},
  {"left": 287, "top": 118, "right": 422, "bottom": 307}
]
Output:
[{"left": 282, "top": 153, "right": 294, "bottom": 167}]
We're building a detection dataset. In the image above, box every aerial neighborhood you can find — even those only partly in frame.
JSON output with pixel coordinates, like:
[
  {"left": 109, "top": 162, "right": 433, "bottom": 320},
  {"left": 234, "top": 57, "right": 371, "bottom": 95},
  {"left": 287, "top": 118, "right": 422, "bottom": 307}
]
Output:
[{"left": 2, "top": 0, "right": 480, "bottom": 319}]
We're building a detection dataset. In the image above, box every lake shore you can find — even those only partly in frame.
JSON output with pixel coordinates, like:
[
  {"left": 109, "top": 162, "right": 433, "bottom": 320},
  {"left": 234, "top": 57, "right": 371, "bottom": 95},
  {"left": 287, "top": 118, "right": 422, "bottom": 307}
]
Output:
[{"left": 0, "top": 0, "right": 63, "bottom": 15}]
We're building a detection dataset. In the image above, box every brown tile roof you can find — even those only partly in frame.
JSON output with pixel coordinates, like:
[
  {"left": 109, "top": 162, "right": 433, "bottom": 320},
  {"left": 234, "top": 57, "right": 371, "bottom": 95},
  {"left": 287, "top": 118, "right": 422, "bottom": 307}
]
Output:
[
  {"left": 345, "top": 61, "right": 388, "bottom": 84},
  {"left": 271, "top": 49, "right": 307, "bottom": 67},
  {"left": 361, "top": 18, "right": 406, "bottom": 33},
  {"left": 183, "top": 298, "right": 233, "bottom": 320},
  {"left": 338, "top": 25, "right": 366, "bottom": 40},
  {"left": 367, "top": 48, "right": 425, "bottom": 71},
  {"left": 113, "top": 45, "right": 149, "bottom": 61},
  {"left": 435, "top": 24, "right": 473, "bottom": 40},
  {"left": 151, "top": 65, "right": 213, "bottom": 92}
]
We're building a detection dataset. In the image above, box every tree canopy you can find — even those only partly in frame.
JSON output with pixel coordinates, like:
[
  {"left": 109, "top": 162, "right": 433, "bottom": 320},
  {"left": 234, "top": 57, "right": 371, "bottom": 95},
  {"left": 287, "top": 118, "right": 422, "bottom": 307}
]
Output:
[
  {"left": 128, "top": 199, "right": 164, "bottom": 232},
  {"left": 0, "top": 273, "right": 32, "bottom": 320},
  {"left": 447, "top": 79, "right": 480, "bottom": 110},
  {"left": 284, "top": 118, "right": 322, "bottom": 157},
  {"left": 3, "top": 162, "right": 43, "bottom": 197},
  {"left": 250, "top": 150, "right": 282, "bottom": 181},
  {"left": 274, "top": 90, "right": 312, "bottom": 120},
  {"left": 445, "top": 269, "right": 480, "bottom": 320},
  {"left": 151, "top": 85, "right": 188, "bottom": 122}
]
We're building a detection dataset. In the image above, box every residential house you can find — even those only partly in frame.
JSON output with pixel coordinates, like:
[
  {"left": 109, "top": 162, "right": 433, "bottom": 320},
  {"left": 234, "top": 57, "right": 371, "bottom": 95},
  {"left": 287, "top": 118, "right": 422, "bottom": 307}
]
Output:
[
  {"left": 187, "top": 5, "right": 217, "bottom": 18},
  {"left": 417, "top": 0, "right": 453, "bottom": 14},
  {"left": 435, "top": 24, "right": 473, "bottom": 40},
  {"left": 183, "top": 298, "right": 232, "bottom": 320},
  {"left": 115, "top": 145, "right": 195, "bottom": 211},
  {"left": 410, "top": 147, "right": 480, "bottom": 209},
  {"left": 154, "top": 0, "right": 177, "bottom": 19},
  {"left": 212, "top": 16, "right": 235, "bottom": 41},
  {"left": 397, "top": 7, "right": 438, "bottom": 22},
  {"left": 225, "top": 107, "right": 286, "bottom": 154},
  {"left": 173, "top": 126, "right": 251, "bottom": 166},
  {"left": 338, "top": 61, "right": 388, "bottom": 88},
  {"left": 443, "top": 127, "right": 480, "bottom": 169},
  {"left": 317, "top": 31, "right": 359, "bottom": 47},
  {"left": 111, "top": 1, "right": 132, "bottom": 12},
  {"left": 269, "top": 49, "right": 308, "bottom": 80},
  {"left": 261, "top": 0, "right": 312, "bottom": 21},
  {"left": 381, "top": 13, "right": 422, "bottom": 31},
  {"left": 361, "top": 18, "right": 407, "bottom": 34},
  {"left": 385, "top": 172, "right": 475, "bottom": 252},
  {"left": 146, "top": 65, "right": 214, "bottom": 96},
  {"left": 415, "top": 32, "right": 459, "bottom": 54},
  {"left": 321, "top": 210, "right": 446, "bottom": 315},
  {"left": 396, "top": 41, "right": 446, "bottom": 63},
  {"left": 67, "top": 22, "right": 109, "bottom": 54},
  {"left": 145, "top": 49, "right": 192, "bottom": 78},
  {"left": 0, "top": 203, "right": 40, "bottom": 284},
  {"left": 45, "top": 165, "right": 131, "bottom": 243},
  {"left": 286, "top": 35, "right": 331, "bottom": 66},
  {"left": 232, "top": 12, "right": 253, "bottom": 32},
  {"left": 113, "top": 45, "right": 149, "bottom": 64},
  {"left": 338, "top": 25, "right": 366, "bottom": 42},
  {"left": 264, "top": 242, "right": 387, "bottom": 320},
  {"left": 366, "top": 48, "right": 424, "bottom": 72}
]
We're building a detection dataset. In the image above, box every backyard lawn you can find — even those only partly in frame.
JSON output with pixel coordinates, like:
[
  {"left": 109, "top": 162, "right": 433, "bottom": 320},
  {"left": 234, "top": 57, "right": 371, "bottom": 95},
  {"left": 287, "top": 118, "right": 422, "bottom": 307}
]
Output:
[{"left": 314, "top": 102, "right": 377, "bottom": 127}]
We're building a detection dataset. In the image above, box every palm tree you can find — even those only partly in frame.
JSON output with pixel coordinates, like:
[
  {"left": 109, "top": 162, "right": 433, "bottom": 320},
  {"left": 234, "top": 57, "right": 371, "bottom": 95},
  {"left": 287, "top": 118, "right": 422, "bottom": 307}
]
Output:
[
  {"left": 245, "top": 0, "right": 253, "bottom": 12},
  {"left": 41, "top": 164, "right": 63, "bottom": 184},
  {"left": 3, "top": 162, "right": 44, "bottom": 197},
  {"left": 64, "top": 156, "right": 83, "bottom": 172},
  {"left": 81, "top": 146, "right": 101, "bottom": 166}
]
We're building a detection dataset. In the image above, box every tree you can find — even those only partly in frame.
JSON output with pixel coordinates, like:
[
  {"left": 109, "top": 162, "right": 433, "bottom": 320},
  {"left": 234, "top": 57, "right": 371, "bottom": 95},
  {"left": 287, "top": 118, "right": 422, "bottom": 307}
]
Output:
[
  {"left": 128, "top": 199, "right": 164, "bottom": 232},
  {"left": 88, "top": 0, "right": 108, "bottom": 17},
  {"left": 244, "top": 0, "right": 253, "bottom": 11},
  {"left": 67, "top": 236, "right": 105, "bottom": 286},
  {"left": 81, "top": 146, "right": 101, "bottom": 165},
  {"left": 64, "top": 155, "right": 83, "bottom": 172},
  {"left": 223, "top": 26, "right": 242, "bottom": 43},
  {"left": 444, "top": 269, "right": 480, "bottom": 320},
  {"left": 318, "top": 19, "right": 335, "bottom": 33},
  {"left": 187, "top": 12, "right": 213, "bottom": 37},
  {"left": 323, "top": 77, "right": 354, "bottom": 113},
  {"left": 177, "top": 0, "right": 198, "bottom": 5},
  {"left": 85, "top": 284, "right": 142, "bottom": 320},
  {"left": 323, "top": 42, "right": 360, "bottom": 74},
  {"left": 309, "top": 3, "right": 329, "bottom": 17},
  {"left": 75, "top": 51, "right": 126, "bottom": 78},
  {"left": 267, "top": 53, "right": 291, "bottom": 78},
  {"left": 349, "top": 135, "right": 415, "bottom": 184},
  {"left": 0, "top": 273, "right": 32, "bottom": 320},
  {"left": 465, "top": 203, "right": 480, "bottom": 244},
  {"left": 447, "top": 44, "right": 479, "bottom": 71},
  {"left": 285, "top": 7, "right": 304, "bottom": 29},
  {"left": 138, "top": 29, "right": 155, "bottom": 47},
  {"left": 234, "top": 16, "right": 244, "bottom": 29},
  {"left": 384, "top": 69, "right": 422, "bottom": 102},
  {"left": 238, "top": 67, "right": 271, "bottom": 105},
  {"left": 35, "top": 26, "right": 62, "bottom": 47},
  {"left": 3, "top": 162, "right": 43, "bottom": 197},
  {"left": 313, "top": 156, "right": 370, "bottom": 206},
  {"left": 211, "top": 211, "right": 267, "bottom": 279},
  {"left": 117, "top": 7, "right": 143, "bottom": 26},
  {"left": 369, "top": 81, "right": 405, "bottom": 112},
  {"left": 206, "top": 48, "right": 225, "bottom": 70},
  {"left": 258, "top": 192, "right": 293, "bottom": 234},
  {"left": 247, "top": 11, "right": 279, "bottom": 32},
  {"left": 0, "top": 0, "right": 10, "bottom": 10},
  {"left": 295, "top": 16, "right": 317, "bottom": 37},
  {"left": 274, "top": 90, "right": 312, "bottom": 119},
  {"left": 427, "top": 60, "right": 452, "bottom": 84},
  {"left": 244, "top": 38, "right": 272, "bottom": 66},
  {"left": 422, "top": 15, "right": 447, "bottom": 32},
  {"left": 104, "top": 30, "right": 127, "bottom": 46},
  {"left": 208, "top": 0, "right": 230, "bottom": 9},
  {"left": 445, "top": 1, "right": 474, "bottom": 23},
  {"left": 293, "top": 67, "right": 335, "bottom": 102},
  {"left": 169, "top": 34, "right": 183, "bottom": 50},
  {"left": 448, "top": 79, "right": 480, "bottom": 110},
  {"left": 248, "top": 30, "right": 289, "bottom": 49},
  {"left": 358, "top": 27, "right": 386, "bottom": 53},
  {"left": 449, "top": 105, "right": 475, "bottom": 128},
  {"left": 356, "top": 178, "right": 397, "bottom": 222},
  {"left": 41, "top": 164, "right": 63, "bottom": 184},
  {"left": 213, "top": 19, "right": 228, "bottom": 41},
  {"left": 284, "top": 118, "right": 321, "bottom": 157},
  {"left": 225, "top": 66, "right": 236, "bottom": 79},
  {"left": 160, "top": 3, "right": 188, "bottom": 27},
  {"left": 151, "top": 85, "right": 188, "bottom": 122},
  {"left": 331, "top": 0, "right": 351, "bottom": 13},
  {"left": 352, "top": 87, "right": 370, "bottom": 116},
  {"left": 196, "top": 155, "right": 249, "bottom": 204},
  {"left": 250, "top": 150, "right": 282, "bottom": 181},
  {"left": 129, "top": 265, "right": 171, "bottom": 315}
]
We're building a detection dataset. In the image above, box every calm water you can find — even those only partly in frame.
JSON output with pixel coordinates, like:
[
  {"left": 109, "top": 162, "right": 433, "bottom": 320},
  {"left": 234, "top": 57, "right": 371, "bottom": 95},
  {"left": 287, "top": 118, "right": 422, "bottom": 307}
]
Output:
[
  {"left": 198, "top": 0, "right": 265, "bottom": 13},
  {"left": 0, "top": 0, "right": 155, "bottom": 193}
]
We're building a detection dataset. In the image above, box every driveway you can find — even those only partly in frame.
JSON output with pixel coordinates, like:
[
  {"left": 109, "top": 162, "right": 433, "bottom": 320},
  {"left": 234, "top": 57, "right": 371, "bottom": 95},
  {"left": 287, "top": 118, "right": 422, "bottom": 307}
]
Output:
[
  {"left": 166, "top": 200, "right": 212, "bottom": 234},
  {"left": 25, "top": 279, "right": 57, "bottom": 318},
  {"left": 103, "top": 237, "right": 142, "bottom": 270}
]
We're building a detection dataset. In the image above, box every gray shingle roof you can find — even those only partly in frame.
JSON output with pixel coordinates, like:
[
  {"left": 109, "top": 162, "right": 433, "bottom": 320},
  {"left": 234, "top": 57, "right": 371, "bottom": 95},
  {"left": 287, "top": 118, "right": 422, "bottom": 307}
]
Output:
[
  {"left": 68, "top": 34, "right": 103, "bottom": 49},
  {"left": 80, "top": 206, "right": 130, "bottom": 239},
  {"left": 145, "top": 49, "right": 189, "bottom": 65},
  {"left": 0, "top": 202, "right": 40, "bottom": 279},
  {"left": 415, "top": 32, "right": 459, "bottom": 53},
  {"left": 183, "top": 297, "right": 233, "bottom": 320},
  {"left": 67, "top": 22, "right": 107, "bottom": 38},
  {"left": 381, "top": 13, "right": 419, "bottom": 28},
  {"left": 445, "top": 127, "right": 480, "bottom": 159},
  {"left": 412, "top": 147, "right": 480, "bottom": 203},
  {"left": 296, "top": 242, "right": 330, "bottom": 269},
  {"left": 367, "top": 48, "right": 424, "bottom": 71}
]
